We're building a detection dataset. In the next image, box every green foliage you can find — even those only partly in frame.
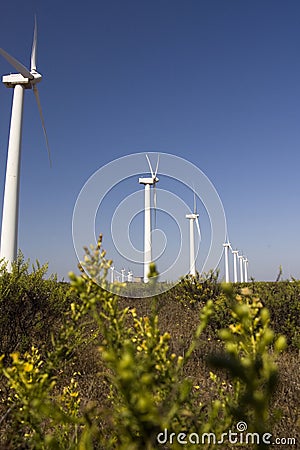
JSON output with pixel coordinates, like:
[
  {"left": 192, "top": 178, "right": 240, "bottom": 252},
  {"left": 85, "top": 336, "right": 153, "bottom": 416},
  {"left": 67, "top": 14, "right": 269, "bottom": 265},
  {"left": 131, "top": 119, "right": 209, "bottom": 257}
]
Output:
[
  {"left": 177, "top": 276, "right": 300, "bottom": 351},
  {"left": 0, "top": 251, "right": 72, "bottom": 357},
  {"left": 69, "top": 245, "right": 218, "bottom": 448},
  {"left": 209, "top": 286, "right": 286, "bottom": 449},
  {"left": 251, "top": 281, "right": 300, "bottom": 350},
  {"left": 148, "top": 261, "right": 159, "bottom": 280},
  {"left": 174, "top": 270, "right": 220, "bottom": 307},
  {"left": 0, "top": 244, "right": 295, "bottom": 449}
]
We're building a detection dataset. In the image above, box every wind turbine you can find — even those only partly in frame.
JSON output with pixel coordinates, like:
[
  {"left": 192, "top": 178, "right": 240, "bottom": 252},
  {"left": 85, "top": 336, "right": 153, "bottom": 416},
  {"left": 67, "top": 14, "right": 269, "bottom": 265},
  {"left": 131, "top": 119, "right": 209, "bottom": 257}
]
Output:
[
  {"left": 238, "top": 254, "right": 244, "bottom": 282},
  {"left": 128, "top": 270, "right": 133, "bottom": 282},
  {"left": 121, "top": 268, "right": 125, "bottom": 283},
  {"left": 110, "top": 265, "right": 114, "bottom": 284},
  {"left": 0, "top": 17, "right": 50, "bottom": 271},
  {"left": 223, "top": 241, "right": 231, "bottom": 283},
  {"left": 139, "top": 154, "right": 159, "bottom": 283},
  {"left": 243, "top": 257, "right": 248, "bottom": 282},
  {"left": 232, "top": 249, "right": 239, "bottom": 283},
  {"left": 186, "top": 191, "right": 200, "bottom": 276}
]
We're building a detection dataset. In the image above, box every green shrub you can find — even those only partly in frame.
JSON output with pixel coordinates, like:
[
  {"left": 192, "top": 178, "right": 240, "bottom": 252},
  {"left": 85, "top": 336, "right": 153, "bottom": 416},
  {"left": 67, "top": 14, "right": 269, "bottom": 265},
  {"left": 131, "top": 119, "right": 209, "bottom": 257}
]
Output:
[
  {"left": 174, "top": 270, "right": 221, "bottom": 307},
  {"left": 209, "top": 286, "right": 287, "bottom": 444},
  {"left": 251, "top": 281, "right": 300, "bottom": 350},
  {"left": 0, "top": 240, "right": 290, "bottom": 449},
  {"left": 0, "top": 252, "right": 72, "bottom": 357}
]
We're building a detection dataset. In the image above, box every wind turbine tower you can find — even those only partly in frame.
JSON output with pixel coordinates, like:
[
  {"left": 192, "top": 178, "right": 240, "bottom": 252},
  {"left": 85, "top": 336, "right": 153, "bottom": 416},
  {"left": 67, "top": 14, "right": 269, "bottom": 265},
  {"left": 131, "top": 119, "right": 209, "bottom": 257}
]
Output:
[
  {"left": 243, "top": 257, "right": 248, "bottom": 282},
  {"left": 121, "top": 268, "right": 125, "bottom": 283},
  {"left": 110, "top": 266, "right": 114, "bottom": 284},
  {"left": 223, "top": 241, "right": 231, "bottom": 283},
  {"left": 139, "top": 155, "right": 159, "bottom": 283},
  {"left": 232, "top": 249, "right": 238, "bottom": 283},
  {"left": 0, "top": 17, "right": 50, "bottom": 271},
  {"left": 186, "top": 192, "right": 200, "bottom": 277},
  {"left": 128, "top": 270, "right": 133, "bottom": 282},
  {"left": 238, "top": 254, "right": 244, "bottom": 282}
]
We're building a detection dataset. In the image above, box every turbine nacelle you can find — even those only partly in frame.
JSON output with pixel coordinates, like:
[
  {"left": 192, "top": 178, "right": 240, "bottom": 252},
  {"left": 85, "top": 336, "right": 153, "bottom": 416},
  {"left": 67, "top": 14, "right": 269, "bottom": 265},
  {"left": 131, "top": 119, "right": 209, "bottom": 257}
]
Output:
[
  {"left": 139, "top": 176, "right": 159, "bottom": 185},
  {"left": 2, "top": 71, "right": 42, "bottom": 89},
  {"left": 185, "top": 213, "right": 199, "bottom": 220}
]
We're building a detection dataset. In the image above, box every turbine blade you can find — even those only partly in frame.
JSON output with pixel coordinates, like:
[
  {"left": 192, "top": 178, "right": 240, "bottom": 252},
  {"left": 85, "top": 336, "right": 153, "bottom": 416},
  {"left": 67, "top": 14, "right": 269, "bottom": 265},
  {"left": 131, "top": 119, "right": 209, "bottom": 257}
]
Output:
[
  {"left": 33, "top": 85, "right": 52, "bottom": 167},
  {"left": 196, "top": 217, "right": 201, "bottom": 238},
  {"left": 0, "top": 48, "right": 33, "bottom": 79},
  {"left": 193, "top": 189, "right": 196, "bottom": 214},
  {"left": 154, "top": 154, "right": 160, "bottom": 177},
  {"left": 145, "top": 153, "right": 154, "bottom": 177},
  {"left": 31, "top": 15, "right": 37, "bottom": 72}
]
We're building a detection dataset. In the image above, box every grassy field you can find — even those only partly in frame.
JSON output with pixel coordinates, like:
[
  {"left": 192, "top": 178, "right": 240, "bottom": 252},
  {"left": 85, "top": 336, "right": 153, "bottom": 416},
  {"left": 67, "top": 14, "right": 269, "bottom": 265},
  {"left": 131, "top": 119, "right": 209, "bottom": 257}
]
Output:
[{"left": 0, "top": 251, "right": 299, "bottom": 449}]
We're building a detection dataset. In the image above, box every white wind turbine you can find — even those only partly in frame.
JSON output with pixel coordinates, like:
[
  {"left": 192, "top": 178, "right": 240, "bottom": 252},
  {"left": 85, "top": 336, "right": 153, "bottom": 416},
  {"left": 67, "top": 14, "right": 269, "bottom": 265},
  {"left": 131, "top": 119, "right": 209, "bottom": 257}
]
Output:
[
  {"left": 238, "top": 253, "right": 244, "bottom": 282},
  {"left": 139, "top": 154, "right": 159, "bottom": 283},
  {"left": 0, "top": 17, "right": 51, "bottom": 271},
  {"left": 186, "top": 191, "right": 200, "bottom": 277},
  {"left": 128, "top": 270, "right": 133, "bottom": 282},
  {"left": 121, "top": 268, "right": 125, "bottom": 283},
  {"left": 243, "top": 257, "right": 248, "bottom": 282},
  {"left": 110, "top": 265, "right": 114, "bottom": 284},
  {"left": 232, "top": 249, "right": 239, "bottom": 283},
  {"left": 223, "top": 241, "right": 231, "bottom": 283}
]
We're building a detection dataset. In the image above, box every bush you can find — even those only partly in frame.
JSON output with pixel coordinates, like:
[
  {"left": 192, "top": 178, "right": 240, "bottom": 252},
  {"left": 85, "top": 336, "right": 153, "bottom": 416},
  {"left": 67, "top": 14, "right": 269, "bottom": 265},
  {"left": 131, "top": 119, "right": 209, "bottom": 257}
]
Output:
[
  {"left": 0, "top": 239, "right": 290, "bottom": 449},
  {"left": 249, "top": 281, "right": 300, "bottom": 349},
  {"left": 0, "top": 252, "right": 72, "bottom": 358}
]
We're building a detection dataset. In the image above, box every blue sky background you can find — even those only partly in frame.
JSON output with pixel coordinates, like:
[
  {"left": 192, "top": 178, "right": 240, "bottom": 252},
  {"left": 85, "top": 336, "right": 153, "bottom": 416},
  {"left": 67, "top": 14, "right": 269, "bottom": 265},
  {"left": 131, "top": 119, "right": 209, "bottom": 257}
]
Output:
[{"left": 0, "top": 0, "right": 299, "bottom": 281}]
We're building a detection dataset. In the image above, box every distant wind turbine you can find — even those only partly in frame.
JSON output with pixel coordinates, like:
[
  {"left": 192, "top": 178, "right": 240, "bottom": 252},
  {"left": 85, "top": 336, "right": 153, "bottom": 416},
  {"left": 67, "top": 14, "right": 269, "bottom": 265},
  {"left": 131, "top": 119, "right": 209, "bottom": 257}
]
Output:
[
  {"left": 186, "top": 191, "right": 200, "bottom": 276},
  {"left": 110, "top": 265, "right": 114, "bottom": 284},
  {"left": 238, "top": 254, "right": 244, "bottom": 282},
  {"left": 128, "top": 270, "right": 133, "bottom": 282},
  {"left": 223, "top": 241, "right": 231, "bottom": 283},
  {"left": 232, "top": 249, "right": 239, "bottom": 283},
  {"left": 121, "top": 268, "right": 125, "bottom": 283},
  {"left": 0, "top": 17, "right": 51, "bottom": 271},
  {"left": 139, "top": 154, "right": 159, "bottom": 283},
  {"left": 243, "top": 257, "right": 248, "bottom": 282}
]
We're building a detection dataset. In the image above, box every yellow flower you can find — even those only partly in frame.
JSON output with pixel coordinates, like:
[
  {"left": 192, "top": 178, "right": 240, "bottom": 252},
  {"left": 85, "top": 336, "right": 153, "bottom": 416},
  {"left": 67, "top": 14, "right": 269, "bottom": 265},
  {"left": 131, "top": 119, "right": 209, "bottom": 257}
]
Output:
[
  {"left": 241, "top": 287, "right": 251, "bottom": 296},
  {"left": 229, "top": 323, "right": 242, "bottom": 333},
  {"left": 10, "top": 352, "right": 19, "bottom": 363},
  {"left": 70, "top": 392, "right": 79, "bottom": 397},
  {"left": 23, "top": 363, "right": 33, "bottom": 372}
]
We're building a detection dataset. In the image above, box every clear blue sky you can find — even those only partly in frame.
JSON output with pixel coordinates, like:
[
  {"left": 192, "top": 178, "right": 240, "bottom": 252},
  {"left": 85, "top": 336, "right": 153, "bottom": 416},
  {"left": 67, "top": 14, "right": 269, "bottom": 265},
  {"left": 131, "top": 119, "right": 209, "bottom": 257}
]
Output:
[{"left": 0, "top": 0, "right": 299, "bottom": 281}]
